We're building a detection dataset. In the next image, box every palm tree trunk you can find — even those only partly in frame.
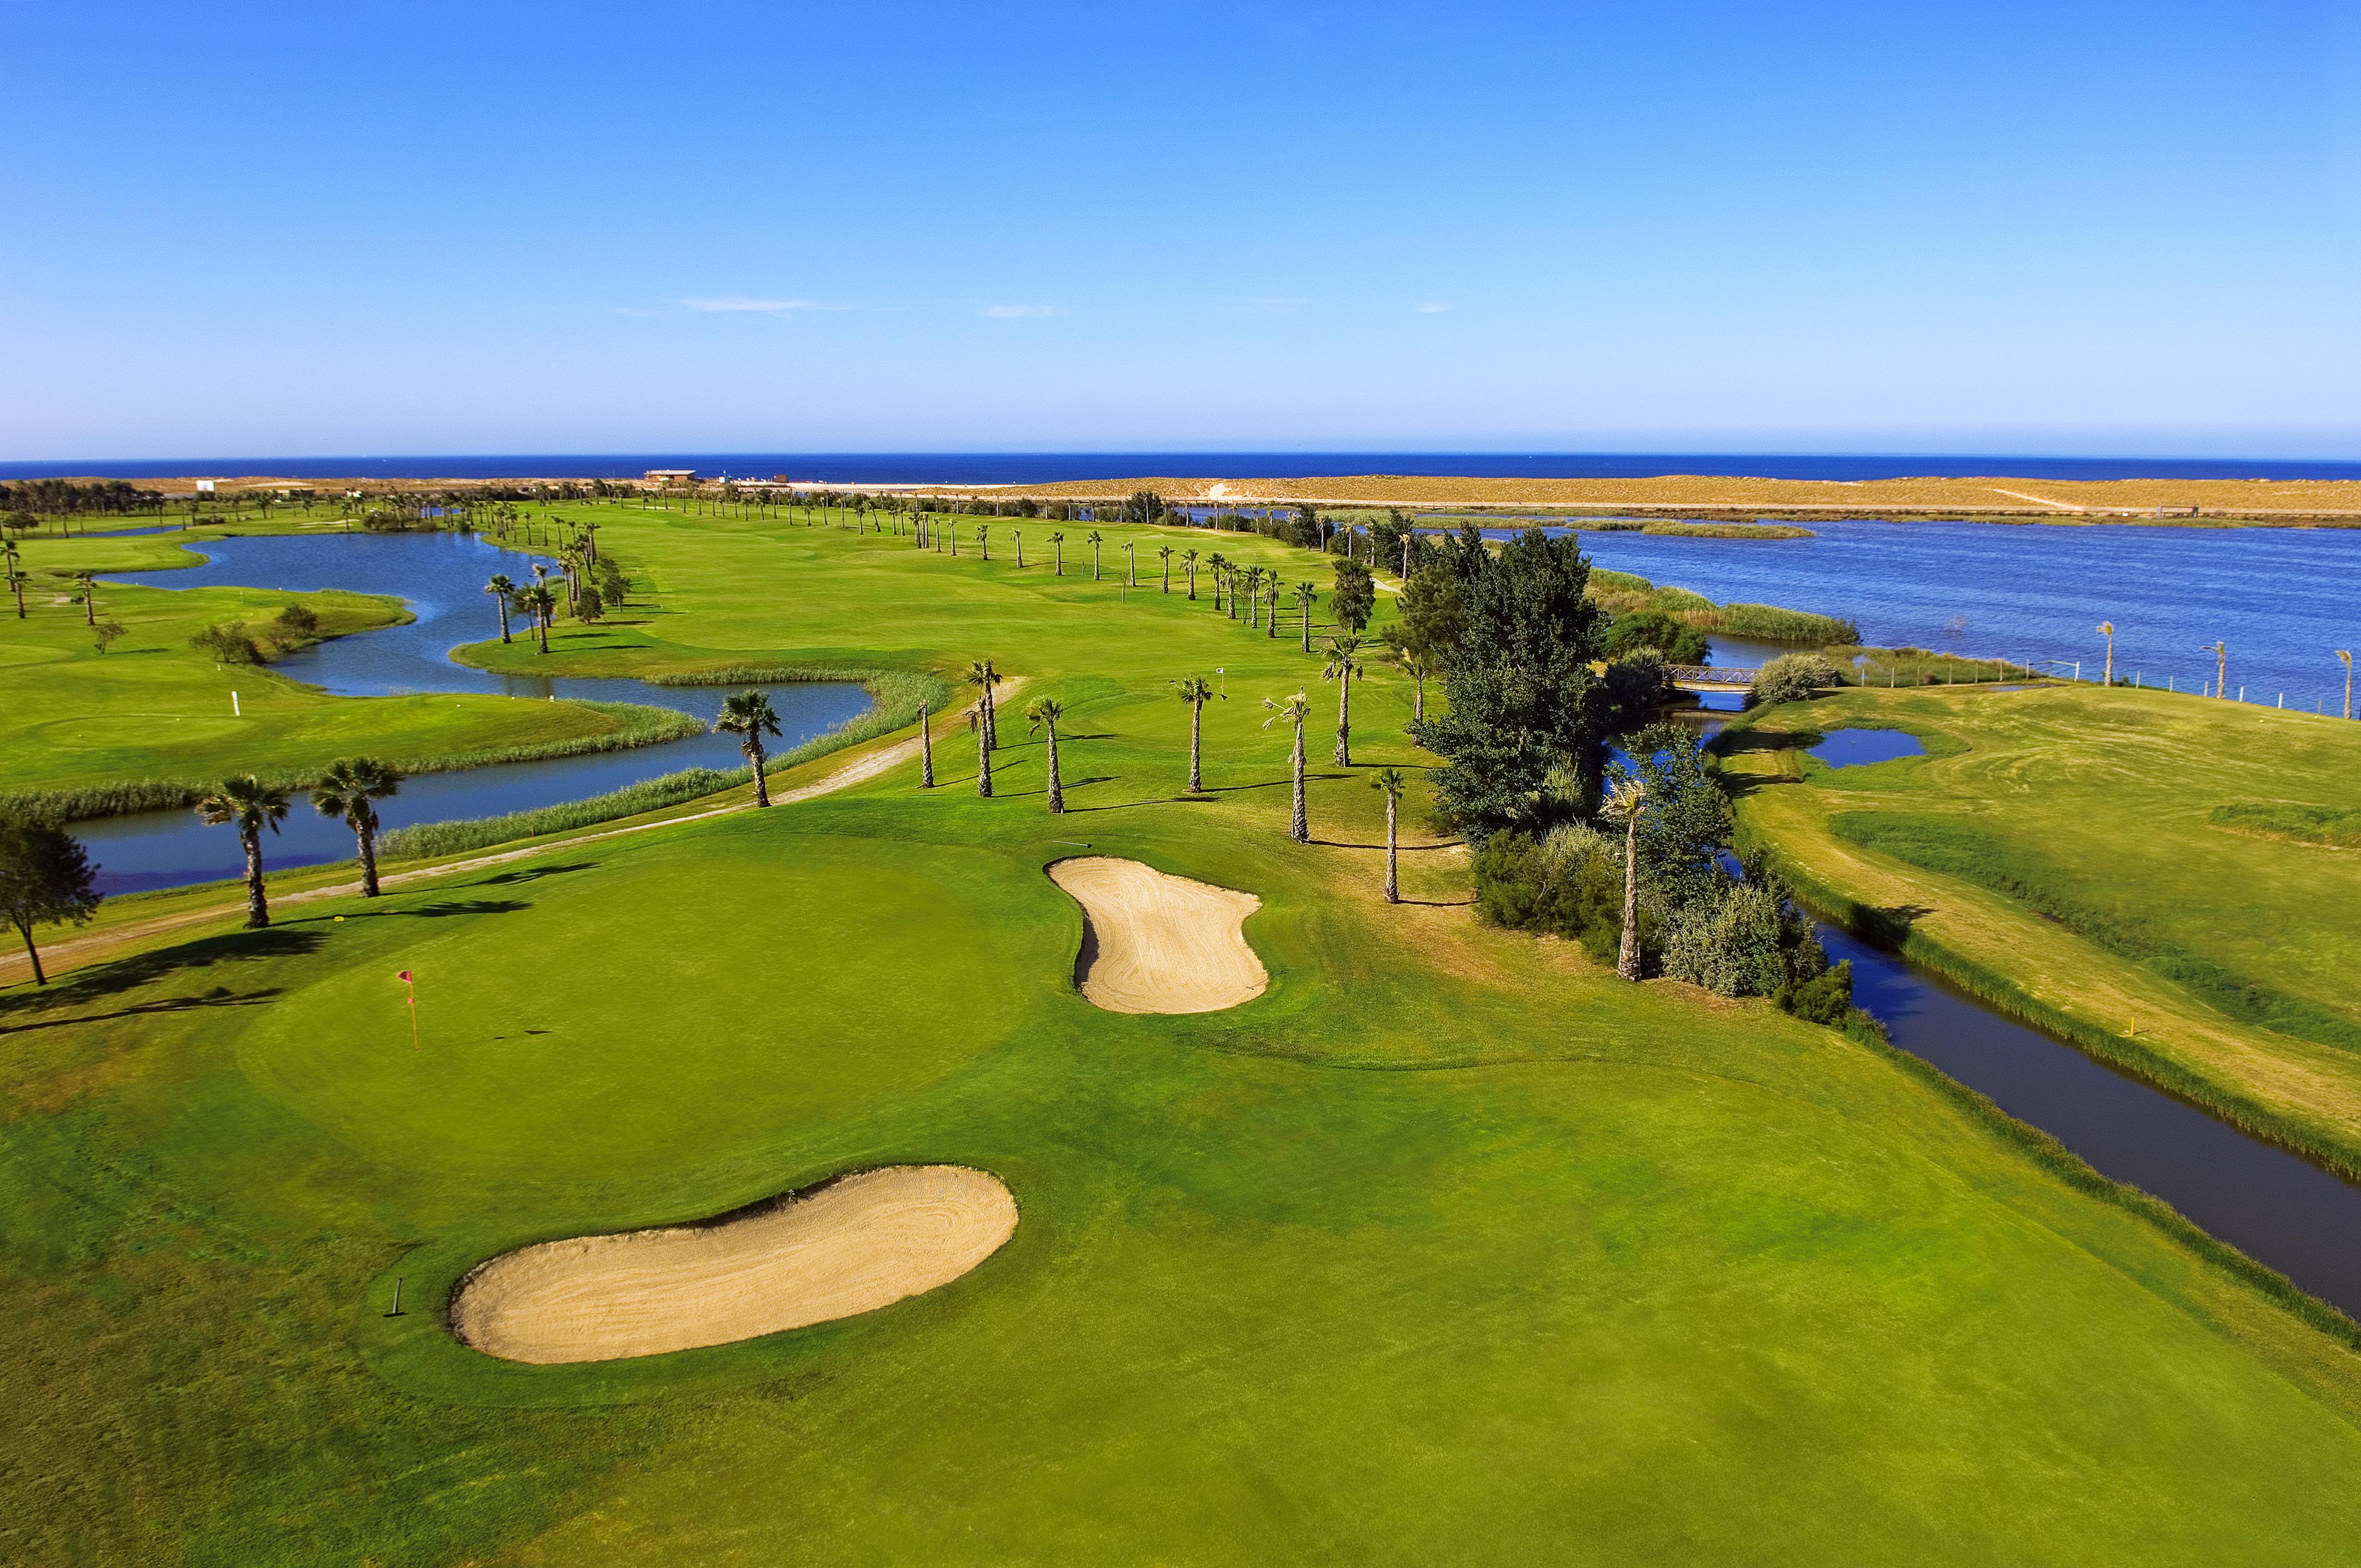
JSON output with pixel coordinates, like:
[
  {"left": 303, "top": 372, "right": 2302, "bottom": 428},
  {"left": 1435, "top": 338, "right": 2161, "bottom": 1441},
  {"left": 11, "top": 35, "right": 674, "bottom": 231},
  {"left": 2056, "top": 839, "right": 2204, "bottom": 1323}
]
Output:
[
  {"left": 14, "top": 921, "right": 45, "bottom": 986},
  {"left": 748, "top": 736, "right": 771, "bottom": 807},
  {"left": 1618, "top": 811, "right": 1641, "bottom": 981},
  {"left": 1266, "top": 587, "right": 1277, "bottom": 637},
  {"left": 976, "top": 715, "right": 994, "bottom": 798},
  {"left": 1384, "top": 796, "right": 1398, "bottom": 903},
  {"left": 243, "top": 824, "right": 270, "bottom": 928},
  {"left": 982, "top": 690, "right": 998, "bottom": 751},
  {"left": 1413, "top": 670, "right": 1425, "bottom": 724},
  {"left": 1188, "top": 702, "right": 1203, "bottom": 793},
  {"left": 356, "top": 813, "right": 380, "bottom": 898},
  {"left": 1301, "top": 603, "right": 1312, "bottom": 653},
  {"left": 1290, "top": 724, "right": 1308, "bottom": 843},
  {"left": 1335, "top": 679, "right": 1352, "bottom": 765},
  {"left": 920, "top": 704, "right": 934, "bottom": 788},
  {"left": 535, "top": 609, "right": 549, "bottom": 654},
  {"left": 497, "top": 600, "right": 511, "bottom": 643},
  {"left": 1045, "top": 725, "right": 1064, "bottom": 813}
]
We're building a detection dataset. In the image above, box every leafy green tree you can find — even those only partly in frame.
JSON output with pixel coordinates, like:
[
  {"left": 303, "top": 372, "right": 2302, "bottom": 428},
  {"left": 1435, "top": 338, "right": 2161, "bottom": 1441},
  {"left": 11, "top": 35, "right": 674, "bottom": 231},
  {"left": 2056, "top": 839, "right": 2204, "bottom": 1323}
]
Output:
[
  {"left": 0, "top": 814, "right": 101, "bottom": 986},
  {"left": 314, "top": 756, "right": 402, "bottom": 896},
  {"left": 715, "top": 690, "right": 785, "bottom": 807},
  {"left": 1263, "top": 692, "right": 1312, "bottom": 843},
  {"left": 195, "top": 775, "right": 291, "bottom": 928},
  {"left": 1323, "top": 635, "right": 1366, "bottom": 765},
  {"left": 91, "top": 618, "right": 126, "bottom": 654},
  {"left": 485, "top": 573, "right": 516, "bottom": 641},
  {"left": 1600, "top": 608, "right": 1709, "bottom": 666},
  {"left": 1330, "top": 558, "right": 1375, "bottom": 633},
  {"left": 1371, "top": 767, "right": 1407, "bottom": 903},
  {"left": 1027, "top": 696, "right": 1068, "bottom": 813},
  {"left": 1171, "top": 676, "right": 1221, "bottom": 793},
  {"left": 1411, "top": 528, "right": 1610, "bottom": 842},
  {"left": 1614, "top": 722, "right": 1730, "bottom": 916},
  {"left": 1124, "top": 489, "right": 1166, "bottom": 525}
]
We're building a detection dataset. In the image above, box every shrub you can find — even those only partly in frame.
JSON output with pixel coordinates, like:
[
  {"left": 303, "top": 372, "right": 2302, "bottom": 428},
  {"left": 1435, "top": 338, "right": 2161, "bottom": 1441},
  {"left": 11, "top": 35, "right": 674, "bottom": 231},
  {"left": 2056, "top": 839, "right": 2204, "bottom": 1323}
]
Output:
[
  {"left": 1746, "top": 652, "right": 1842, "bottom": 708},
  {"left": 190, "top": 621, "right": 267, "bottom": 664},
  {"left": 1781, "top": 960, "right": 1855, "bottom": 1024},
  {"left": 1473, "top": 825, "right": 1632, "bottom": 964},
  {"left": 273, "top": 603, "right": 320, "bottom": 639},
  {"left": 1659, "top": 871, "right": 1830, "bottom": 1000},
  {"left": 1601, "top": 608, "right": 1710, "bottom": 665}
]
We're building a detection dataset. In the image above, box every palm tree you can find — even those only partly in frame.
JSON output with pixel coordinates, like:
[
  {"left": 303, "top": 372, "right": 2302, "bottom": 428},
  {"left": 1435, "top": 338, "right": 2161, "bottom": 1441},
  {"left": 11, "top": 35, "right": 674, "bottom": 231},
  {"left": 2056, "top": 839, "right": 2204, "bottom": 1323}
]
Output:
[
  {"left": 2340, "top": 650, "right": 2353, "bottom": 722},
  {"left": 77, "top": 571, "right": 96, "bottom": 626},
  {"left": 1051, "top": 531, "right": 1066, "bottom": 575},
  {"left": 1158, "top": 545, "right": 1174, "bottom": 591},
  {"left": 1323, "top": 635, "right": 1365, "bottom": 765},
  {"left": 2203, "top": 640, "right": 2227, "bottom": 699},
  {"left": 1185, "top": 548, "right": 1201, "bottom": 599},
  {"left": 1013, "top": 528, "right": 1023, "bottom": 568},
  {"left": 486, "top": 574, "right": 516, "bottom": 641},
  {"left": 1087, "top": 530, "right": 1104, "bottom": 580},
  {"left": 1172, "top": 676, "right": 1221, "bottom": 793},
  {"left": 1372, "top": 767, "right": 1406, "bottom": 903},
  {"left": 3, "top": 539, "right": 23, "bottom": 619},
  {"left": 977, "top": 523, "right": 990, "bottom": 561},
  {"left": 1265, "top": 575, "right": 1280, "bottom": 637},
  {"left": 1604, "top": 778, "right": 1648, "bottom": 980},
  {"left": 1124, "top": 540, "right": 1137, "bottom": 586},
  {"left": 1207, "top": 552, "right": 1229, "bottom": 613},
  {"left": 314, "top": 756, "right": 401, "bottom": 897},
  {"left": 1263, "top": 692, "right": 1312, "bottom": 843},
  {"left": 195, "top": 775, "right": 291, "bottom": 928},
  {"left": 969, "top": 660, "right": 1002, "bottom": 796},
  {"left": 1240, "top": 565, "right": 1261, "bottom": 628},
  {"left": 715, "top": 690, "right": 784, "bottom": 807},
  {"left": 1297, "top": 581, "right": 1317, "bottom": 652},
  {"left": 521, "top": 585, "right": 555, "bottom": 652},
  {"left": 1028, "top": 697, "right": 1068, "bottom": 813},
  {"left": 1394, "top": 646, "right": 1433, "bottom": 724},
  {"left": 2098, "top": 621, "right": 2115, "bottom": 686},
  {"left": 918, "top": 700, "right": 936, "bottom": 787}
]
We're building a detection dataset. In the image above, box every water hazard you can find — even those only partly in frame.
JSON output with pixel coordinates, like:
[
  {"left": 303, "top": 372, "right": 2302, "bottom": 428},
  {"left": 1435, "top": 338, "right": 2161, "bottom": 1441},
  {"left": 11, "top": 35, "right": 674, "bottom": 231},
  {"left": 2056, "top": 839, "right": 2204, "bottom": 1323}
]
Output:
[{"left": 83, "top": 530, "right": 870, "bottom": 893}]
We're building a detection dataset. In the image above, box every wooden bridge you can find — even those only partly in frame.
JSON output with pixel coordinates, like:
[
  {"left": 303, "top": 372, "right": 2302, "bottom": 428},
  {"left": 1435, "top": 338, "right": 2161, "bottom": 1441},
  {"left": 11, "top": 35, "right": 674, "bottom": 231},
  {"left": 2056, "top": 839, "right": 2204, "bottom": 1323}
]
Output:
[{"left": 1668, "top": 664, "right": 1755, "bottom": 692}]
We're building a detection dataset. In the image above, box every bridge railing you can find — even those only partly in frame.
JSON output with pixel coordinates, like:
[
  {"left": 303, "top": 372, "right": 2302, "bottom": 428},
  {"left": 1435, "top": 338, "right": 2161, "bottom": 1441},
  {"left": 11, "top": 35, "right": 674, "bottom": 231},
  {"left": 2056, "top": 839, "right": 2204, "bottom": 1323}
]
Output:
[{"left": 1668, "top": 664, "right": 1755, "bottom": 686}]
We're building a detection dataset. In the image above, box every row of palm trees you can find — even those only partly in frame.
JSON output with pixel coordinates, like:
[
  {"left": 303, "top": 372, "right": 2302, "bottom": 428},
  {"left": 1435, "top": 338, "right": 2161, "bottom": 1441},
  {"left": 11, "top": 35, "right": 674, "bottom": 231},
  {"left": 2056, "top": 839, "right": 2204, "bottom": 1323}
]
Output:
[{"left": 195, "top": 757, "right": 402, "bottom": 929}]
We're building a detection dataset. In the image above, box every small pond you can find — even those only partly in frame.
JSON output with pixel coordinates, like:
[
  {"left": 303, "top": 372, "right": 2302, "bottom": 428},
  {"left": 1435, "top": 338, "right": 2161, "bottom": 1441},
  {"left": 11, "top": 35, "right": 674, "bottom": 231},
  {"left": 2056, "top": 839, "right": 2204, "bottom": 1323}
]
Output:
[{"left": 1809, "top": 728, "right": 1926, "bottom": 768}]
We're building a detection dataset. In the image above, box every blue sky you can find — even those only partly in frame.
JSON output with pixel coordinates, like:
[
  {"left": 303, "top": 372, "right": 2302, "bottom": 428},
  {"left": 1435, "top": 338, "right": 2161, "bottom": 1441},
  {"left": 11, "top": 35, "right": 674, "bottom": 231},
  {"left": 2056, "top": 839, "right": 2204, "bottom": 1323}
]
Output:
[{"left": 4, "top": 1, "right": 2356, "bottom": 460}]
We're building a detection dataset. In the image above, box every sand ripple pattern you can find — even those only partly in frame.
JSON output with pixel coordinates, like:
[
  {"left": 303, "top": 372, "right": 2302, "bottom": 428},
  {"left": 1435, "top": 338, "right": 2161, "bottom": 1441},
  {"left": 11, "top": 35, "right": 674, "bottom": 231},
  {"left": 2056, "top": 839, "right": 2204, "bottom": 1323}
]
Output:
[
  {"left": 451, "top": 1165, "right": 1018, "bottom": 1364},
  {"left": 1050, "top": 856, "right": 1267, "bottom": 1014}
]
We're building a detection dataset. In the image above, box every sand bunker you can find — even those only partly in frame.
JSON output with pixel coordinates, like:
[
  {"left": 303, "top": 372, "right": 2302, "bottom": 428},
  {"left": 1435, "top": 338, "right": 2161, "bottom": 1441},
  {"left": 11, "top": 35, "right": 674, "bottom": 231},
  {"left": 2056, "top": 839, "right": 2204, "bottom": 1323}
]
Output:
[
  {"left": 1049, "top": 856, "right": 1267, "bottom": 1014},
  {"left": 450, "top": 1165, "right": 1017, "bottom": 1364}
]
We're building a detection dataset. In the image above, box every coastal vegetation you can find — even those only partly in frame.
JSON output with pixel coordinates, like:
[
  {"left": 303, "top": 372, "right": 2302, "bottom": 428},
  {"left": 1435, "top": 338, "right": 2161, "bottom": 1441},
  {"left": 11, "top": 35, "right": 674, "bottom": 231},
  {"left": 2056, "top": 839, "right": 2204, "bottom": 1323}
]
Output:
[{"left": 1721, "top": 682, "right": 2361, "bottom": 1177}]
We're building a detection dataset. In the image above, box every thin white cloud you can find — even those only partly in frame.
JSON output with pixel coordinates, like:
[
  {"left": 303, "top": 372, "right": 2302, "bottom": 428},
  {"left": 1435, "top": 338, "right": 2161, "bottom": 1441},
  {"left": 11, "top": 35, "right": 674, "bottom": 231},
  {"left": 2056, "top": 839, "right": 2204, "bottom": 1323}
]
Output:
[
  {"left": 1417, "top": 301, "right": 1453, "bottom": 314},
  {"left": 610, "top": 305, "right": 659, "bottom": 317},
  {"left": 679, "top": 296, "right": 823, "bottom": 314},
  {"left": 982, "top": 303, "right": 1060, "bottom": 318}
]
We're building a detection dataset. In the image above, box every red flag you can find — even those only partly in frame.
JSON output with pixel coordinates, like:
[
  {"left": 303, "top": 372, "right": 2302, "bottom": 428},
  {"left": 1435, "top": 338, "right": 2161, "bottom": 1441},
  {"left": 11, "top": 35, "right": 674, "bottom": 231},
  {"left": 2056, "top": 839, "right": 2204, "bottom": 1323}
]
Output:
[{"left": 397, "top": 970, "right": 413, "bottom": 983}]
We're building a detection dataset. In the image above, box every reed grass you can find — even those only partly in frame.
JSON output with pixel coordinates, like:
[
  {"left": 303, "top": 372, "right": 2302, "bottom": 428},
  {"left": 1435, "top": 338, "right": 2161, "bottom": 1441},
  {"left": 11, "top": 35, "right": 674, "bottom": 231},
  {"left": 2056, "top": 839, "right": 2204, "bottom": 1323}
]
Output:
[
  {"left": 377, "top": 670, "right": 950, "bottom": 861},
  {"left": 2209, "top": 803, "right": 2361, "bottom": 849},
  {"left": 1, "top": 701, "right": 705, "bottom": 824}
]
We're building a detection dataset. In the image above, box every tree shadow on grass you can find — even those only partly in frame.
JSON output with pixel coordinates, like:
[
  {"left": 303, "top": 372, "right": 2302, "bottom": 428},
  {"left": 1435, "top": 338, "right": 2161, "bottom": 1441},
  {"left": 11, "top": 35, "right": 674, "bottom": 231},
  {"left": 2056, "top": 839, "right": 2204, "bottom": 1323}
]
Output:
[
  {"left": 1, "top": 927, "right": 325, "bottom": 1011},
  {"left": 467, "top": 862, "right": 596, "bottom": 888},
  {"left": 331, "top": 899, "right": 533, "bottom": 920},
  {"left": 0, "top": 984, "right": 281, "bottom": 1037},
  {"left": 1307, "top": 839, "right": 1464, "bottom": 852}
]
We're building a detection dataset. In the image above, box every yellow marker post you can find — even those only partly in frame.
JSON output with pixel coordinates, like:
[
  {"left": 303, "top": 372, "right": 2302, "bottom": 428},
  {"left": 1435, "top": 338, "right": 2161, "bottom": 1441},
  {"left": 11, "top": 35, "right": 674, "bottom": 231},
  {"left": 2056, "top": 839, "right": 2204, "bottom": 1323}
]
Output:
[{"left": 398, "top": 969, "right": 418, "bottom": 1050}]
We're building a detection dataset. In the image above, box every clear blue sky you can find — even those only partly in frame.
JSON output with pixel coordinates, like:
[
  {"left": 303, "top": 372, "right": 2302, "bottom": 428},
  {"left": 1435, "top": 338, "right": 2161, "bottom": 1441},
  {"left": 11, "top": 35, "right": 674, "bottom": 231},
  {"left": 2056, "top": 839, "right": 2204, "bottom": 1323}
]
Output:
[{"left": 4, "top": 1, "right": 2356, "bottom": 460}]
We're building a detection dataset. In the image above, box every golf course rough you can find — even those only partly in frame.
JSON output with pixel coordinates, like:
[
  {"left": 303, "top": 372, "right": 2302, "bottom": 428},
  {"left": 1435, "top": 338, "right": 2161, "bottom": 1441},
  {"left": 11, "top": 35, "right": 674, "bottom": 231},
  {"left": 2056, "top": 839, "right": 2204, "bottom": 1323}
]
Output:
[
  {"left": 1051, "top": 855, "right": 1267, "bottom": 1014},
  {"left": 450, "top": 1165, "right": 1019, "bottom": 1363}
]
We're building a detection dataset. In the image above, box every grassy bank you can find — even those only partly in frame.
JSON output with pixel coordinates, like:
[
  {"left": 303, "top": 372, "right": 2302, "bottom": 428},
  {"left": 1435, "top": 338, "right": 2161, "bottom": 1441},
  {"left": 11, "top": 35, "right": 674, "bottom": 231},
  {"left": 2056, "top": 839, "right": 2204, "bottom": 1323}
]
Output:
[
  {"left": 1721, "top": 682, "right": 2361, "bottom": 1175},
  {"left": 9, "top": 502, "right": 2361, "bottom": 1563},
  {"left": 377, "top": 670, "right": 948, "bottom": 860},
  {"left": 1589, "top": 567, "right": 1860, "bottom": 644}
]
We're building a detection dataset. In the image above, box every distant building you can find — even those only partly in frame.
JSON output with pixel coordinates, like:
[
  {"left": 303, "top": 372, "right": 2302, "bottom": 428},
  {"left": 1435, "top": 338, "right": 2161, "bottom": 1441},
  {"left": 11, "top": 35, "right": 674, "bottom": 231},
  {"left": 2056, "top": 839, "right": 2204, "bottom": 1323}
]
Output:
[{"left": 645, "top": 467, "right": 696, "bottom": 485}]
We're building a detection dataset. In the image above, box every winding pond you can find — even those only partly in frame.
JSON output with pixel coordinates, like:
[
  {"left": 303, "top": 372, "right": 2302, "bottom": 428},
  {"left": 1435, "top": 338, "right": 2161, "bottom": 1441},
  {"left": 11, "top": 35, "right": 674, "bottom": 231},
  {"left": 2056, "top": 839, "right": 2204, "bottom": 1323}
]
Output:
[{"left": 83, "top": 531, "right": 870, "bottom": 893}]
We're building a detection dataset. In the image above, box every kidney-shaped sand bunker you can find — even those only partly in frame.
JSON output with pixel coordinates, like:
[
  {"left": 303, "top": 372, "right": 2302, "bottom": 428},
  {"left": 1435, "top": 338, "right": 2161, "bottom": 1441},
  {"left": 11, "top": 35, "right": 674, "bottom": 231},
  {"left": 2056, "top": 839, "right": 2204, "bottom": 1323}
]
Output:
[
  {"left": 1049, "top": 856, "right": 1267, "bottom": 1014},
  {"left": 451, "top": 1164, "right": 1018, "bottom": 1364}
]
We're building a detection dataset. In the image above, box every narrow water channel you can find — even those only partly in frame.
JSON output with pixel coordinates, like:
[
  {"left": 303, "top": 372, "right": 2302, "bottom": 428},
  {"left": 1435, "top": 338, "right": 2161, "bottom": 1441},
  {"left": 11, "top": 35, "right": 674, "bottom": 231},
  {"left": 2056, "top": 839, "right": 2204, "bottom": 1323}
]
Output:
[{"left": 81, "top": 530, "right": 871, "bottom": 893}]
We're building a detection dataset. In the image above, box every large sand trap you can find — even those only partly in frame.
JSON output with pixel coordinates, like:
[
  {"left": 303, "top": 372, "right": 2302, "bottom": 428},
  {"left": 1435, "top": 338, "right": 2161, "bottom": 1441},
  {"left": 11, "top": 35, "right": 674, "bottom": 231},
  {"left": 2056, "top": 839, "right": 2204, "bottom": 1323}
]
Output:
[
  {"left": 1049, "top": 856, "right": 1267, "bottom": 1014},
  {"left": 450, "top": 1165, "right": 1018, "bottom": 1364}
]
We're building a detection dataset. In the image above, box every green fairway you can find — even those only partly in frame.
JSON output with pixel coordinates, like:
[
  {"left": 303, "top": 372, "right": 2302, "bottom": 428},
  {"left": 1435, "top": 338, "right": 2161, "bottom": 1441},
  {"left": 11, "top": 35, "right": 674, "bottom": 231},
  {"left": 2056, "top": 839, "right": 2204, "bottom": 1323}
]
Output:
[
  {"left": 7, "top": 510, "right": 2361, "bottom": 1563},
  {"left": 1722, "top": 683, "right": 2361, "bottom": 1173},
  {"left": 0, "top": 529, "right": 677, "bottom": 806}
]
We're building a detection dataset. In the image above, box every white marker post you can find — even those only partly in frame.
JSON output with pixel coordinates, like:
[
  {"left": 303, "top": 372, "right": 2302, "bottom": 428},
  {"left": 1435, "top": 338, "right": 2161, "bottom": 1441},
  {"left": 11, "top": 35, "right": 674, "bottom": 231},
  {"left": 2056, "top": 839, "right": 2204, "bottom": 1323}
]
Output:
[{"left": 231, "top": 690, "right": 241, "bottom": 717}]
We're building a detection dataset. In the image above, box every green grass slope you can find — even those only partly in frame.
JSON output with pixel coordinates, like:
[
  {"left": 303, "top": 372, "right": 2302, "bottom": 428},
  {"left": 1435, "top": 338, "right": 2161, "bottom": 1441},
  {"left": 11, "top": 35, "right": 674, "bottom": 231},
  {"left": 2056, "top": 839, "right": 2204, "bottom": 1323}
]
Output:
[
  {"left": 1723, "top": 684, "right": 2361, "bottom": 1172},
  {"left": 5, "top": 514, "right": 2361, "bottom": 1563}
]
